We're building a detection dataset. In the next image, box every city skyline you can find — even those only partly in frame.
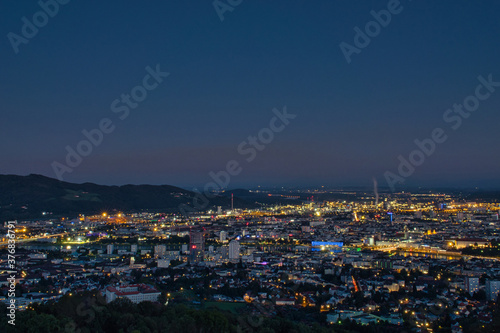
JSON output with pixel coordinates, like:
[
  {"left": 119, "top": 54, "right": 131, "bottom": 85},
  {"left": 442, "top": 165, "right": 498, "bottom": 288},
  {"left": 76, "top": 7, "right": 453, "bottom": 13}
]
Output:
[{"left": 3, "top": 2, "right": 500, "bottom": 331}]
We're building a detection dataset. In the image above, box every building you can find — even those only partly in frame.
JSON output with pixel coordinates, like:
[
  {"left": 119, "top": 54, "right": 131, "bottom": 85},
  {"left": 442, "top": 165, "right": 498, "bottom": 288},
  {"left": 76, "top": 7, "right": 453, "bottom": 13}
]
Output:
[
  {"left": 486, "top": 280, "right": 500, "bottom": 301},
  {"left": 104, "top": 284, "right": 161, "bottom": 304},
  {"left": 157, "top": 259, "right": 170, "bottom": 268},
  {"left": 154, "top": 245, "right": 166, "bottom": 258},
  {"left": 465, "top": 276, "right": 479, "bottom": 295},
  {"left": 220, "top": 231, "right": 227, "bottom": 242},
  {"left": 221, "top": 246, "right": 229, "bottom": 260},
  {"left": 311, "top": 241, "right": 343, "bottom": 253},
  {"left": 28, "top": 253, "right": 47, "bottom": 260},
  {"left": 107, "top": 244, "right": 114, "bottom": 255},
  {"left": 375, "top": 260, "right": 393, "bottom": 270},
  {"left": 450, "top": 238, "right": 489, "bottom": 249},
  {"left": 190, "top": 230, "right": 205, "bottom": 263},
  {"left": 229, "top": 240, "right": 240, "bottom": 262},
  {"left": 275, "top": 298, "right": 295, "bottom": 306},
  {"left": 130, "top": 244, "right": 138, "bottom": 253}
]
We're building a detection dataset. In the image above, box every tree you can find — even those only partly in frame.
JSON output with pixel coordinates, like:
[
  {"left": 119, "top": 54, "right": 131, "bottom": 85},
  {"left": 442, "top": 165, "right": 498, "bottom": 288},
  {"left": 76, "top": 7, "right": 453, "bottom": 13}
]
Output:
[{"left": 17, "top": 312, "right": 61, "bottom": 333}]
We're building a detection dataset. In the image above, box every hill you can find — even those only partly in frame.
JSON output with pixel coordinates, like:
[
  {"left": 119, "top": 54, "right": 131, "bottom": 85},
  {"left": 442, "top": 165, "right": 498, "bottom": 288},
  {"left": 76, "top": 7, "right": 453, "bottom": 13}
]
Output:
[{"left": 0, "top": 174, "right": 236, "bottom": 220}]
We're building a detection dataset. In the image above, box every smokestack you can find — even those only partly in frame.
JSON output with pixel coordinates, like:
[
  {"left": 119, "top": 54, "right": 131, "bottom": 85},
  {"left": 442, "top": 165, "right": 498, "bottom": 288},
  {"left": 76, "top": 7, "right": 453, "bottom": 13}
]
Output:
[{"left": 373, "top": 177, "right": 379, "bottom": 206}]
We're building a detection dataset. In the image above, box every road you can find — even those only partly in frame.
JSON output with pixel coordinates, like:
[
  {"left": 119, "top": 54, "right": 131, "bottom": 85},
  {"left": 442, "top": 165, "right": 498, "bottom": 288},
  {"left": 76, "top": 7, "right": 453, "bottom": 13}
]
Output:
[{"left": 0, "top": 233, "right": 66, "bottom": 247}]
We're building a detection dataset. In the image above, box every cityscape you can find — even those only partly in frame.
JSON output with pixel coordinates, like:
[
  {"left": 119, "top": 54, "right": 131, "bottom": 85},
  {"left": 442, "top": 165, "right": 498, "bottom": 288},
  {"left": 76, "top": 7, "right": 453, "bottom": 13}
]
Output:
[
  {"left": 2, "top": 1, "right": 500, "bottom": 332},
  {"left": 1, "top": 181, "right": 500, "bottom": 332}
]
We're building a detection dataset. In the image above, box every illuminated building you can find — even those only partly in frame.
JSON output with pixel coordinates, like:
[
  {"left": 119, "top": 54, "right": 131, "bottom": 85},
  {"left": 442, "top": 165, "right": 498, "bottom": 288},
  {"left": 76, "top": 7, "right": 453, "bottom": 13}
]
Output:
[
  {"left": 486, "top": 280, "right": 500, "bottom": 301},
  {"left": 229, "top": 239, "right": 240, "bottom": 262},
  {"left": 190, "top": 230, "right": 204, "bottom": 263}
]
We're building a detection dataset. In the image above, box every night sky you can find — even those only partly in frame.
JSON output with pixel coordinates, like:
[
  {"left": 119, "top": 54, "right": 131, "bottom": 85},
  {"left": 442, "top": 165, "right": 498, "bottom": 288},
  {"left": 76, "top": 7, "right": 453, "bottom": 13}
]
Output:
[{"left": 1, "top": 0, "right": 500, "bottom": 189}]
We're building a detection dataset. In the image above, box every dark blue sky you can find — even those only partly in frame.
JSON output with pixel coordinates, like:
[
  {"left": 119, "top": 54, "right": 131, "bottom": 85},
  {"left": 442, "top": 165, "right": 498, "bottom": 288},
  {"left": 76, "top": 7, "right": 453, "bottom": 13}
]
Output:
[{"left": 1, "top": 0, "right": 499, "bottom": 189}]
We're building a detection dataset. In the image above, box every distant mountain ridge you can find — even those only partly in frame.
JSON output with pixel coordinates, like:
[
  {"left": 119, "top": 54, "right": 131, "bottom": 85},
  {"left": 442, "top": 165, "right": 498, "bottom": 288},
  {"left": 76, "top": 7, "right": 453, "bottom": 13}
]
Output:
[{"left": 0, "top": 174, "right": 233, "bottom": 220}]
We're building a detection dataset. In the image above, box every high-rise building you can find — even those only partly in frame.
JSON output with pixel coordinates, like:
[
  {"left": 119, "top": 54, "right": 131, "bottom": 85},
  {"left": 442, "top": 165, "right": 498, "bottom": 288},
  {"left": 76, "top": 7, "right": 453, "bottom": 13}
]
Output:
[
  {"left": 107, "top": 244, "right": 114, "bottom": 255},
  {"left": 465, "top": 276, "right": 479, "bottom": 295},
  {"left": 220, "top": 231, "right": 227, "bottom": 242},
  {"left": 157, "top": 259, "right": 170, "bottom": 268},
  {"left": 190, "top": 230, "right": 205, "bottom": 262},
  {"left": 131, "top": 244, "right": 138, "bottom": 253},
  {"left": 154, "top": 245, "right": 166, "bottom": 258},
  {"left": 229, "top": 239, "right": 240, "bottom": 262},
  {"left": 486, "top": 280, "right": 500, "bottom": 301},
  {"left": 221, "top": 246, "right": 229, "bottom": 260}
]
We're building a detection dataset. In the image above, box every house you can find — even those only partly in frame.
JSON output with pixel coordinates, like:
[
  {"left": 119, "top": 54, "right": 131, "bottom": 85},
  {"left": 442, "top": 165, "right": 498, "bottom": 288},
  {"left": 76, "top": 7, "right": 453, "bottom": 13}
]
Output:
[
  {"left": 104, "top": 284, "right": 161, "bottom": 304},
  {"left": 275, "top": 298, "right": 295, "bottom": 306}
]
